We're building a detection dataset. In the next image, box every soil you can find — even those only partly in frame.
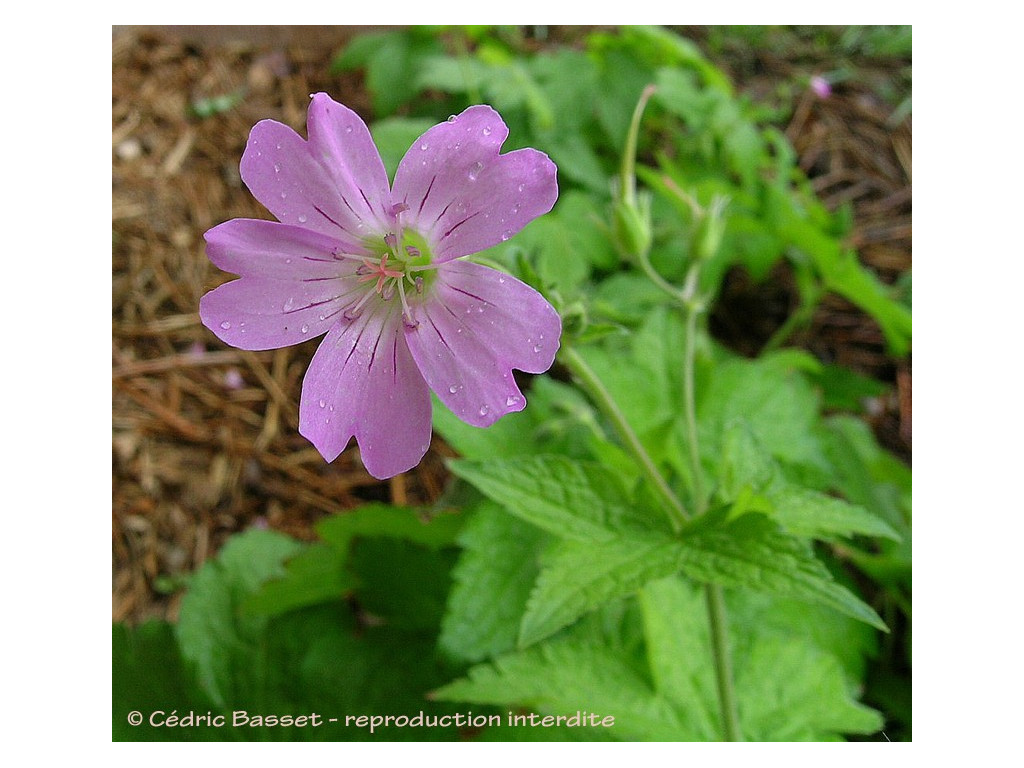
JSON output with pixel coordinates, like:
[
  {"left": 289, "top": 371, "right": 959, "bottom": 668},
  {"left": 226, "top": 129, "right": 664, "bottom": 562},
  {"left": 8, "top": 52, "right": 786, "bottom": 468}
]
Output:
[{"left": 112, "top": 26, "right": 911, "bottom": 624}]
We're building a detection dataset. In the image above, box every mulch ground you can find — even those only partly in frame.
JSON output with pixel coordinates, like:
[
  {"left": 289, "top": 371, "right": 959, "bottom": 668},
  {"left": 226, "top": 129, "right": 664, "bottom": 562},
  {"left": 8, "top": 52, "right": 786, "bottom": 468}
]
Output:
[{"left": 112, "top": 26, "right": 911, "bottom": 624}]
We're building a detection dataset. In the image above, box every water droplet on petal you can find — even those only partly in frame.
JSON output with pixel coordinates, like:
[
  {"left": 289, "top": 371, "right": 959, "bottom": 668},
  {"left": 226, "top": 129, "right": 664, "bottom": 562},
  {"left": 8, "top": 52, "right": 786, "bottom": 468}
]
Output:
[
  {"left": 468, "top": 161, "right": 484, "bottom": 181},
  {"left": 283, "top": 297, "right": 295, "bottom": 311},
  {"left": 273, "top": 163, "right": 280, "bottom": 173},
  {"left": 533, "top": 344, "right": 542, "bottom": 353},
  {"left": 318, "top": 399, "right": 326, "bottom": 408},
  {"left": 500, "top": 230, "right": 513, "bottom": 241},
  {"left": 345, "top": 125, "right": 353, "bottom": 134},
  {"left": 498, "top": 276, "right": 506, "bottom": 284},
  {"left": 420, "top": 142, "right": 429, "bottom": 151},
  {"left": 482, "top": 125, "right": 492, "bottom": 136},
  {"left": 448, "top": 385, "right": 459, "bottom": 394},
  {"left": 297, "top": 214, "right": 308, "bottom": 223},
  {"left": 505, "top": 395, "right": 520, "bottom": 407},
  {"left": 447, "top": 114, "right": 457, "bottom": 122},
  {"left": 517, "top": 183, "right": 525, "bottom": 192},
  {"left": 220, "top": 321, "right": 231, "bottom": 330},
  {"left": 280, "top": 191, "right": 287, "bottom": 199},
  {"left": 300, "top": 324, "right": 309, "bottom": 334},
  {"left": 479, "top": 405, "right": 490, "bottom": 417}
]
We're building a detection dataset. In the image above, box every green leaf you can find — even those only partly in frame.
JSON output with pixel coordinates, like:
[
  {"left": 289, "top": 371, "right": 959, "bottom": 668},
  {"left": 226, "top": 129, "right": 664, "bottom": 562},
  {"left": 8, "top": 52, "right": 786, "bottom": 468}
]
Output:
[
  {"left": 734, "top": 635, "right": 883, "bottom": 740},
  {"left": 164, "top": 526, "right": 468, "bottom": 740},
  {"left": 728, "top": 589, "right": 879, "bottom": 682},
  {"left": 699, "top": 352, "right": 831, "bottom": 482},
  {"left": 811, "top": 364, "right": 889, "bottom": 412},
  {"left": 315, "top": 503, "right": 464, "bottom": 552},
  {"left": 349, "top": 537, "right": 456, "bottom": 630},
  {"left": 676, "top": 511, "right": 887, "bottom": 631},
  {"left": 244, "top": 542, "right": 355, "bottom": 616},
  {"left": 448, "top": 455, "right": 666, "bottom": 542},
  {"left": 767, "top": 485, "right": 901, "bottom": 541},
  {"left": 176, "top": 529, "right": 304, "bottom": 709},
  {"left": 637, "top": 578, "right": 720, "bottom": 739},
  {"left": 113, "top": 621, "right": 216, "bottom": 741},
  {"left": 440, "top": 502, "right": 547, "bottom": 662},
  {"left": 718, "top": 421, "right": 900, "bottom": 541},
  {"left": 519, "top": 535, "right": 684, "bottom": 647},
  {"left": 331, "top": 30, "right": 440, "bottom": 116},
  {"left": 641, "top": 577, "right": 883, "bottom": 740},
  {"left": 434, "top": 633, "right": 691, "bottom": 741},
  {"left": 767, "top": 185, "right": 912, "bottom": 355}
]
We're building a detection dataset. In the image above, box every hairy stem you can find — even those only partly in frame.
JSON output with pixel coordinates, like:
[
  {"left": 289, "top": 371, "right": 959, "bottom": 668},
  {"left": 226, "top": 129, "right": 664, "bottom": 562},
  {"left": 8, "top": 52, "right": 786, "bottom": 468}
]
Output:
[
  {"left": 680, "top": 273, "right": 742, "bottom": 741},
  {"left": 705, "top": 582, "right": 742, "bottom": 741},
  {"left": 560, "top": 346, "right": 689, "bottom": 532}
]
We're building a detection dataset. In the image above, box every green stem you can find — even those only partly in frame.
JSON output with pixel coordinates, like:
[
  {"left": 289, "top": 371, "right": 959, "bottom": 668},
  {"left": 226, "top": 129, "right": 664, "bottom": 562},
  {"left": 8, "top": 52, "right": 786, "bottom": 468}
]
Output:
[
  {"left": 705, "top": 583, "right": 742, "bottom": 741},
  {"left": 682, "top": 305, "right": 705, "bottom": 512},
  {"left": 620, "top": 84, "right": 658, "bottom": 205},
  {"left": 681, "top": 280, "right": 742, "bottom": 741},
  {"left": 560, "top": 346, "right": 689, "bottom": 532}
]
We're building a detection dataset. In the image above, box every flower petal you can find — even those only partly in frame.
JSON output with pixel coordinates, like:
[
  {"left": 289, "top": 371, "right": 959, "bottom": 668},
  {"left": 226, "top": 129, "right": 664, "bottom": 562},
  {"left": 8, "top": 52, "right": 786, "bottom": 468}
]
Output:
[
  {"left": 299, "top": 309, "right": 432, "bottom": 479},
  {"left": 391, "top": 105, "right": 558, "bottom": 262},
  {"left": 435, "top": 261, "right": 562, "bottom": 373},
  {"left": 204, "top": 218, "right": 356, "bottom": 280},
  {"left": 239, "top": 118, "right": 372, "bottom": 251},
  {"left": 403, "top": 261, "right": 561, "bottom": 427},
  {"left": 306, "top": 93, "right": 393, "bottom": 229},
  {"left": 199, "top": 243, "right": 363, "bottom": 351}
]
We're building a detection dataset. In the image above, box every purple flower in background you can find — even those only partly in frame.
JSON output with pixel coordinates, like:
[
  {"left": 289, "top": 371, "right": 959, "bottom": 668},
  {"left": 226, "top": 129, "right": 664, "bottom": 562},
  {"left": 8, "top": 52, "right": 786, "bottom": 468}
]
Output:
[
  {"left": 810, "top": 75, "right": 832, "bottom": 99},
  {"left": 200, "top": 94, "right": 561, "bottom": 479}
]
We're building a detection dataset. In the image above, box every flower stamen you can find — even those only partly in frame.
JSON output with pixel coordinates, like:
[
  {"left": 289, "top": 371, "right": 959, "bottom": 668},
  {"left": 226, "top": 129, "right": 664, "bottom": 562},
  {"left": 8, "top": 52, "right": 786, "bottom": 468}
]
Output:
[
  {"left": 358, "top": 254, "right": 404, "bottom": 295},
  {"left": 396, "top": 276, "right": 418, "bottom": 328}
]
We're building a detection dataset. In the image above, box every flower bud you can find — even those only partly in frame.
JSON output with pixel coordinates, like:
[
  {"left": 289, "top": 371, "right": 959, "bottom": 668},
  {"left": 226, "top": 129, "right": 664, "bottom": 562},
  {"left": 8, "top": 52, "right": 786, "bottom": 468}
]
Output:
[
  {"left": 612, "top": 190, "right": 653, "bottom": 260},
  {"left": 693, "top": 195, "right": 728, "bottom": 263}
]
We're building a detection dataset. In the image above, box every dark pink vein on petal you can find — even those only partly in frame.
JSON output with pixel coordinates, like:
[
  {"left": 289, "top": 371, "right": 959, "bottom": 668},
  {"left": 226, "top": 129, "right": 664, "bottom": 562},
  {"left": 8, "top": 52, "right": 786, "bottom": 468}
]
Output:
[
  {"left": 417, "top": 175, "right": 438, "bottom": 217},
  {"left": 440, "top": 212, "right": 481, "bottom": 242},
  {"left": 447, "top": 284, "right": 492, "bottom": 306}
]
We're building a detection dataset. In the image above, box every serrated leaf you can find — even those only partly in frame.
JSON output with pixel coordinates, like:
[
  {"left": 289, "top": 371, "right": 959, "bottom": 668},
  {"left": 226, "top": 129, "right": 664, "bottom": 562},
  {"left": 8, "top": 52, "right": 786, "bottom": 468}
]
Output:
[
  {"left": 244, "top": 542, "right": 355, "bottom": 616},
  {"left": 519, "top": 534, "right": 683, "bottom": 647},
  {"left": 699, "top": 353, "right": 831, "bottom": 483},
  {"left": 449, "top": 455, "right": 666, "bottom": 542},
  {"left": 734, "top": 636, "right": 883, "bottom": 740},
  {"left": 176, "top": 529, "right": 303, "bottom": 709},
  {"left": 440, "top": 502, "right": 547, "bottom": 662},
  {"left": 169, "top": 527, "right": 465, "bottom": 740},
  {"left": 767, "top": 485, "right": 900, "bottom": 541},
  {"left": 641, "top": 576, "right": 883, "bottom": 741},
  {"left": 719, "top": 421, "right": 900, "bottom": 541},
  {"left": 676, "top": 512, "right": 887, "bottom": 631},
  {"left": 433, "top": 635, "right": 692, "bottom": 741},
  {"left": 728, "top": 590, "right": 879, "bottom": 682}
]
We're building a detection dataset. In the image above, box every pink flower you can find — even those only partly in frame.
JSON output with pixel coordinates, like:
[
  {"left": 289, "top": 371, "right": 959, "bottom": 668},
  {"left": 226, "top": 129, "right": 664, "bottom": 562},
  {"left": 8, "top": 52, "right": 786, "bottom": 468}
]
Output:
[
  {"left": 810, "top": 75, "right": 832, "bottom": 99},
  {"left": 200, "top": 94, "right": 561, "bottom": 479}
]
